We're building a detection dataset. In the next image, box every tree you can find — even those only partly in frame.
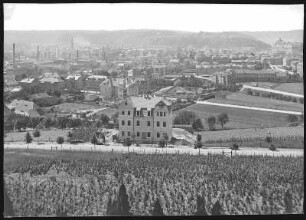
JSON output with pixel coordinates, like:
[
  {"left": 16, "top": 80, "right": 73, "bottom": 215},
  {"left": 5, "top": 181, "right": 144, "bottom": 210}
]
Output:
[
  {"left": 211, "top": 200, "right": 222, "bottom": 215},
  {"left": 111, "top": 112, "right": 119, "bottom": 124},
  {"left": 56, "top": 136, "right": 64, "bottom": 149},
  {"left": 117, "top": 184, "right": 132, "bottom": 216},
  {"left": 91, "top": 134, "right": 98, "bottom": 148},
  {"left": 174, "top": 111, "right": 198, "bottom": 125},
  {"left": 206, "top": 116, "right": 216, "bottom": 131},
  {"left": 45, "top": 118, "right": 53, "bottom": 129},
  {"left": 33, "top": 130, "right": 41, "bottom": 138},
  {"left": 131, "top": 133, "right": 136, "bottom": 145},
  {"left": 158, "top": 139, "right": 166, "bottom": 148},
  {"left": 194, "top": 134, "right": 203, "bottom": 154},
  {"left": 152, "top": 199, "right": 164, "bottom": 216},
  {"left": 67, "top": 131, "right": 73, "bottom": 142},
  {"left": 25, "top": 132, "right": 33, "bottom": 150},
  {"left": 192, "top": 118, "right": 204, "bottom": 131},
  {"left": 163, "top": 133, "right": 169, "bottom": 148},
  {"left": 284, "top": 189, "right": 293, "bottom": 214},
  {"left": 100, "top": 114, "right": 110, "bottom": 126},
  {"left": 195, "top": 195, "right": 208, "bottom": 216},
  {"left": 217, "top": 113, "right": 229, "bottom": 130},
  {"left": 287, "top": 114, "right": 298, "bottom": 125}
]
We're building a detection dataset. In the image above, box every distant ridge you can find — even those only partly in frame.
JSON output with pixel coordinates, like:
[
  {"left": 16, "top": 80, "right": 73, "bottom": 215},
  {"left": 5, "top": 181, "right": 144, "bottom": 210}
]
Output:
[
  {"left": 6, "top": 29, "right": 301, "bottom": 50},
  {"left": 242, "top": 30, "right": 303, "bottom": 44}
]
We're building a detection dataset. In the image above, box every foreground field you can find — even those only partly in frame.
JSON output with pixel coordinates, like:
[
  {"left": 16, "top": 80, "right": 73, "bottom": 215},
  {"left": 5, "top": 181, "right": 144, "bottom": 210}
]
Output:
[
  {"left": 209, "top": 92, "right": 304, "bottom": 112},
  {"left": 178, "top": 103, "right": 292, "bottom": 129},
  {"left": 4, "top": 149, "right": 304, "bottom": 216}
]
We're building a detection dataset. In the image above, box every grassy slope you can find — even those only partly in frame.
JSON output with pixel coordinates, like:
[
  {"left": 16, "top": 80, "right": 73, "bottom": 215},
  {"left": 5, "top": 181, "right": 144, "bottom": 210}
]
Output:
[
  {"left": 209, "top": 92, "right": 304, "bottom": 112},
  {"left": 274, "top": 83, "right": 304, "bottom": 95},
  {"left": 177, "top": 103, "right": 290, "bottom": 130}
]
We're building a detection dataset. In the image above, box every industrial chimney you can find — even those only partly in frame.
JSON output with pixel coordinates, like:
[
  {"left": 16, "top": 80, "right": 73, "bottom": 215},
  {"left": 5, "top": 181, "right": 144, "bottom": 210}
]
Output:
[
  {"left": 13, "top": 43, "right": 16, "bottom": 68},
  {"left": 37, "top": 46, "right": 40, "bottom": 61}
]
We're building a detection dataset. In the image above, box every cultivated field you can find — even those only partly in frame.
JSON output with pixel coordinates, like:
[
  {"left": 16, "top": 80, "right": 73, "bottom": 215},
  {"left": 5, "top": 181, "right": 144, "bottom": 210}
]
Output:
[
  {"left": 4, "top": 149, "right": 304, "bottom": 216},
  {"left": 197, "top": 126, "right": 304, "bottom": 143},
  {"left": 274, "top": 83, "right": 304, "bottom": 95},
  {"left": 209, "top": 92, "right": 304, "bottom": 112},
  {"left": 177, "top": 103, "right": 292, "bottom": 129}
]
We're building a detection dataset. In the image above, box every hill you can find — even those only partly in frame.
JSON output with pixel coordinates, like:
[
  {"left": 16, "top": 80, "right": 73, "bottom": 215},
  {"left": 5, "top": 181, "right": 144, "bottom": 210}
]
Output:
[
  {"left": 4, "top": 29, "right": 270, "bottom": 50},
  {"left": 242, "top": 30, "right": 303, "bottom": 44}
]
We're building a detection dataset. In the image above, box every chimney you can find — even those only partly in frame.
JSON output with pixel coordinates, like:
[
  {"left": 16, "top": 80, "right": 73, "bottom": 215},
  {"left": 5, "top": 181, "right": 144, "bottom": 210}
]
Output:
[
  {"left": 13, "top": 43, "right": 16, "bottom": 68},
  {"left": 77, "top": 50, "right": 79, "bottom": 62}
]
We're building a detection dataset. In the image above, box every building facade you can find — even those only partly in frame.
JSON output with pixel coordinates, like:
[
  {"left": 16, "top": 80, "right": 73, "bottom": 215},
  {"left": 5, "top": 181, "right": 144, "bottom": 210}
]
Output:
[{"left": 118, "top": 96, "right": 173, "bottom": 143}]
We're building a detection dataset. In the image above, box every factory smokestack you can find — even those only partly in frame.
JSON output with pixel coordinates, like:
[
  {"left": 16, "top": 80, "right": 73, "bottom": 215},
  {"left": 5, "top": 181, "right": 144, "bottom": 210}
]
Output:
[
  {"left": 13, "top": 43, "right": 16, "bottom": 68},
  {"left": 37, "top": 46, "right": 40, "bottom": 61}
]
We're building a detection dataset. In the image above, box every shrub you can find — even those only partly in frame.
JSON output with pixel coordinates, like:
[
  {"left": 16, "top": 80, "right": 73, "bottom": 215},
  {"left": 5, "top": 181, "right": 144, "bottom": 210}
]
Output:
[
  {"left": 269, "top": 144, "right": 277, "bottom": 151},
  {"left": 231, "top": 143, "right": 239, "bottom": 150},
  {"left": 33, "top": 130, "right": 41, "bottom": 138}
]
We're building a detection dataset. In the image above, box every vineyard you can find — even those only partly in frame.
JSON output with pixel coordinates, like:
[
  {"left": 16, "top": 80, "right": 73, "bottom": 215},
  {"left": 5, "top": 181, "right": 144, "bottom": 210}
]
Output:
[{"left": 4, "top": 151, "right": 304, "bottom": 216}]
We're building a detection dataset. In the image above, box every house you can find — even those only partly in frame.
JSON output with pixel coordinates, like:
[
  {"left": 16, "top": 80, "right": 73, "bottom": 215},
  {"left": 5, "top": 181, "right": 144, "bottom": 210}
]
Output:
[
  {"left": 39, "top": 72, "right": 65, "bottom": 90},
  {"left": 100, "top": 77, "right": 139, "bottom": 100},
  {"left": 155, "top": 86, "right": 196, "bottom": 99},
  {"left": 6, "top": 99, "right": 41, "bottom": 117},
  {"left": 18, "top": 77, "right": 38, "bottom": 89},
  {"left": 118, "top": 96, "right": 173, "bottom": 143},
  {"left": 65, "top": 74, "right": 84, "bottom": 90},
  {"left": 85, "top": 75, "right": 107, "bottom": 92}
]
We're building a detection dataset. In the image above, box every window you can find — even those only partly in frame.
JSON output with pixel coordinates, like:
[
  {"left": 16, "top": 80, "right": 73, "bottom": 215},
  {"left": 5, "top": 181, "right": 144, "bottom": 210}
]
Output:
[
  {"left": 147, "top": 121, "right": 150, "bottom": 126},
  {"left": 164, "top": 112, "right": 166, "bottom": 116},
  {"left": 157, "top": 112, "right": 159, "bottom": 116},
  {"left": 122, "top": 111, "right": 125, "bottom": 115},
  {"left": 128, "top": 111, "right": 131, "bottom": 116},
  {"left": 137, "top": 121, "right": 140, "bottom": 126},
  {"left": 147, "top": 132, "right": 151, "bottom": 138},
  {"left": 128, "top": 120, "right": 131, "bottom": 126},
  {"left": 122, "top": 131, "right": 125, "bottom": 136},
  {"left": 157, "top": 132, "right": 160, "bottom": 138},
  {"left": 136, "top": 132, "right": 140, "bottom": 137},
  {"left": 128, "top": 131, "right": 130, "bottom": 137},
  {"left": 163, "top": 122, "right": 166, "bottom": 127},
  {"left": 136, "top": 111, "right": 140, "bottom": 116},
  {"left": 148, "top": 111, "right": 151, "bottom": 116},
  {"left": 157, "top": 121, "right": 160, "bottom": 127},
  {"left": 121, "top": 120, "right": 125, "bottom": 126}
]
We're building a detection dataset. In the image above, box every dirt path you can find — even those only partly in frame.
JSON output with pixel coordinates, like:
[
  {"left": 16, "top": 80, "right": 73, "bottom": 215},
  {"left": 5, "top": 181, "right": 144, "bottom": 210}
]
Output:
[{"left": 4, "top": 142, "right": 303, "bottom": 157}]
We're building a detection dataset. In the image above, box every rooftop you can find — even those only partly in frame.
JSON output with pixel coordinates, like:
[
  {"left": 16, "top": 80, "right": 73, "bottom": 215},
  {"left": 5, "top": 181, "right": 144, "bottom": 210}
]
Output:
[{"left": 128, "top": 96, "right": 171, "bottom": 110}]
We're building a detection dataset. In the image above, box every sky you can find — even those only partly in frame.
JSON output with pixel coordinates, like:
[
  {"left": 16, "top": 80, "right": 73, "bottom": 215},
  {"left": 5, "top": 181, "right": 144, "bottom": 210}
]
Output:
[{"left": 4, "top": 3, "right": 304, "bottom": 32}]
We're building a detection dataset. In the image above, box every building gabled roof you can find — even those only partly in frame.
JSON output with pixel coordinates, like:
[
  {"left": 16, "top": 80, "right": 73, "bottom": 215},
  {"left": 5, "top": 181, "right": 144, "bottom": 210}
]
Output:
[{"left": 128, "top": 96, "right": 171, "bottom": 110}]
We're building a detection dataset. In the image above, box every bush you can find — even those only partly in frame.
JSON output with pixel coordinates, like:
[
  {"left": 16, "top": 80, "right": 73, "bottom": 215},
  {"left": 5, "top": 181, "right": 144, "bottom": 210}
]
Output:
[
  {"left": 56, "top": 136, "right": 64, "bottom": 145},
  {"left": 231, "top": 143, "right": 239, "bottom": 150},
  {"left": 33, "top": 130, "right": 41, "bottom": 138},
  {"left": 269, "top": 144, "right": 277, "bottom": 151}
]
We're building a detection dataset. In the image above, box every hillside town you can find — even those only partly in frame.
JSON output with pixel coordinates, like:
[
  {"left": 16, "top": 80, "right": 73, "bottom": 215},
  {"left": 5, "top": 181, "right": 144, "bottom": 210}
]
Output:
[{"left": 4, "top": 36, "right": 304, "bottom": 145}]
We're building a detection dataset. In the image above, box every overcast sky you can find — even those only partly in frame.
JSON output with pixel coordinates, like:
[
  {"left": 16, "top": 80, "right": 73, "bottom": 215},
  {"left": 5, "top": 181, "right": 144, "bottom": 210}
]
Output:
[{"left": 4, "top": 3, "right": 304, "bottom": 32}]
